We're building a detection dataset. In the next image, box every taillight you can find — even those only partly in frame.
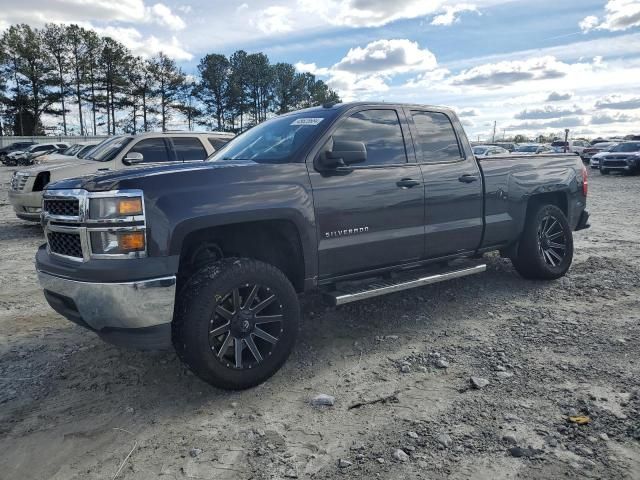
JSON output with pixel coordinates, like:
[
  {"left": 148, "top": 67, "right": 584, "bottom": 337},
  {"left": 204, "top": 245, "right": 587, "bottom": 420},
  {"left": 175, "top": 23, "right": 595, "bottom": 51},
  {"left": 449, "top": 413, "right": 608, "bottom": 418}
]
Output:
[{"left": 582, "top": 165, "right": 588, "bottom": 196}]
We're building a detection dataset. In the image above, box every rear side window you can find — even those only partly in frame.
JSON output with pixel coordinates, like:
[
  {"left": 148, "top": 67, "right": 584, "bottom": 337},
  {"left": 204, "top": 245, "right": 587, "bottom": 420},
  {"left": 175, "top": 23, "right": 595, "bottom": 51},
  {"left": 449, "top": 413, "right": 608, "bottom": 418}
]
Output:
[
  {"left": 411, "top": 111, "right": 462, "bottom": 163},
  {"left": 331, "top": 109, "right": 407, "bottom": 166},
  {"left": 208, "top": 137, "right": 231, "bottom": 150},
  {"left": 129, "top": 138, "right": 170, "bottom": 163},
  {"left": 34, "top": 145, "right": 50, "bottom": 152},
  {"left": 172, "top": 137, "right": 207, "bottom": 161}
]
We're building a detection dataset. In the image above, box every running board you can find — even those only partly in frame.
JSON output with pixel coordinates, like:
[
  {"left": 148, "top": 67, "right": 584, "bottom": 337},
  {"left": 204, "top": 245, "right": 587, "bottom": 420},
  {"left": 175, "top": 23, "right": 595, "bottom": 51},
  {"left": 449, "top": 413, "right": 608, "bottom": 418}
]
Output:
[{"left": 326, "top": 263, "right": 487, "bottom": 306}]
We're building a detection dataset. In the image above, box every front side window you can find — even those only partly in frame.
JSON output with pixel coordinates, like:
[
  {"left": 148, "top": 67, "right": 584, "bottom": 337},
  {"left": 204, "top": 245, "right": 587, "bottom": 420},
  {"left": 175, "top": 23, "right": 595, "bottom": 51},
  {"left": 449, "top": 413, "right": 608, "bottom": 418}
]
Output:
[
  {"left": 129, "top": 138, "right": 170, "bottom": 163},
  {"left": 172, "top": 137, "right": 207, "bottom": 161},
  {"left": 411, "top": 111, "right": 462, "bottom": 163},
  {"left": 330, "top": 109, "right": 407, "bottom": 166}
]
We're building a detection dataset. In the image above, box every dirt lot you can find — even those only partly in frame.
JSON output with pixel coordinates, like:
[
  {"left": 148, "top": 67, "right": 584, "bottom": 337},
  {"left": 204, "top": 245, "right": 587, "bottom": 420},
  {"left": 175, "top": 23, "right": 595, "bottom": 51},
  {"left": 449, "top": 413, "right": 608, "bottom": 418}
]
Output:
[{"left": 0, "top": 165, "right": 638, "bottom": 480}]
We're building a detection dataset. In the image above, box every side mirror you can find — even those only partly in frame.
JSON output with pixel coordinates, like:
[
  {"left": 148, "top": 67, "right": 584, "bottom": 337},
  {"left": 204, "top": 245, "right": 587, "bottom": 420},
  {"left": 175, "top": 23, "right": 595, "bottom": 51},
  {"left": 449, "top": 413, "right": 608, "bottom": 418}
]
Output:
[
  {"left": 316, "top": 140, "right": 367, "bottom": 173},
  {"left": 123, "top": 152, "right": 144, "bottom": 165}
]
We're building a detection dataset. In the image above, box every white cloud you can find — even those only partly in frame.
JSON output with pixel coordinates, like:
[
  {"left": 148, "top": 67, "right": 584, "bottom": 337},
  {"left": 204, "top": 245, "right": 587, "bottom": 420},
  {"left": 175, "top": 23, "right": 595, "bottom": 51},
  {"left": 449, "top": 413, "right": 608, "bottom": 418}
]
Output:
[
  {"left": 580, "top": 0, "right": 640, "bottom": 33},
  {"left": 595, "top": 94, "right": 640, "bottom": 109},
  {"left": 297, "top": 38, "right": 439, "bottom": 101},
  {"left": 547, "top": 91, "right": 573, "bottom": 101},
  {"left": 294, "top": 62, "right": 330, "bottom": 76},
  {"left": 451, "top": 56, "right": 573, "bottom": 87},
  {"left": 250, "top": 6, "right": 293, "bottom": 34},
  {"left": 591, "top": 112, "right": 637, "bottom": 124},
  {"left": 0, "top": 0, "right": 185, "bottom": 29},
  {"left": 458, "top": 108, "right": 480, "bottom": 116},
  {"left": 515, "top": 105, "right": 585, "bottom": 120},
  {"left": 93, "top": 26, "right": 193, "bottom": 60},
  {"left": 148, "top": 3, "right": 186, "bottom": 31},
  {"left": 334, "top": 39, "right": 437, "bottom": 74},
  {"left": 431, "top": 3, "right": 478, "bottom": 26},
  {"left": 580, "top": 15, "right": 600, "bottom": 33}
]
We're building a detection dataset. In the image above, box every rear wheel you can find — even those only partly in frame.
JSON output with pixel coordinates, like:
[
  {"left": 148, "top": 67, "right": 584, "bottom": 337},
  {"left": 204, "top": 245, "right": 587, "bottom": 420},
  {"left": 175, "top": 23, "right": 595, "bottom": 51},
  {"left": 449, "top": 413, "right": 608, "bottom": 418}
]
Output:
[
  {"left": 173, "top": 258, "right": 299, "bottom": 390},
  {"left": 511, "top": 204, "right": 573, "bottom": 280}
]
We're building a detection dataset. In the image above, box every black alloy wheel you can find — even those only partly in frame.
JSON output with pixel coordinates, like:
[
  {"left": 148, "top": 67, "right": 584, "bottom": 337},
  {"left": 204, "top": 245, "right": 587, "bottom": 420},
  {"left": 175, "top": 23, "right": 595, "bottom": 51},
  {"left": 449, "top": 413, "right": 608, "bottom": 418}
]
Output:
[
  {"left": 209, "top": 283, "right": 284, "bottom": 370},
  {"left": 537, "top": 213, "right": 567, "bottom": 268}
]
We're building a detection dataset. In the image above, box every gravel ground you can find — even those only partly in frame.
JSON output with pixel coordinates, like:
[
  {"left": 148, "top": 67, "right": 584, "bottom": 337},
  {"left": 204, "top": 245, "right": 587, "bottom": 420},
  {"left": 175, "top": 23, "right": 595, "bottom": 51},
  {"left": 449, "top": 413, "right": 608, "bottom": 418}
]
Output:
[{"left": 0, "top": 165, "right": 638, "bottom": 480}]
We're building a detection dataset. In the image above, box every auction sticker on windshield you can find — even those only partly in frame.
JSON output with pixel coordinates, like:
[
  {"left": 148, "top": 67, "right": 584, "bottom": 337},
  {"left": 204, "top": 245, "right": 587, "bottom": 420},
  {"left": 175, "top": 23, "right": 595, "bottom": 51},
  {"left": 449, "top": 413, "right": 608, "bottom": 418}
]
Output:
[{"left": 291, "top": 118, "right": 324, "bottom": 126}]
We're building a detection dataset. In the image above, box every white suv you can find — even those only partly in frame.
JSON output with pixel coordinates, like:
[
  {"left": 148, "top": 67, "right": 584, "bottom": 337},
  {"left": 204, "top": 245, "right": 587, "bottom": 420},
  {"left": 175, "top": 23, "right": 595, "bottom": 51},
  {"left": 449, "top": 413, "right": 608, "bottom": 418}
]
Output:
[
  {"left": 9, "top": 131, "right": 235, "bottom": 221},
  {"left": 551, "top": 139, "right": 589, "bottom": 158}
]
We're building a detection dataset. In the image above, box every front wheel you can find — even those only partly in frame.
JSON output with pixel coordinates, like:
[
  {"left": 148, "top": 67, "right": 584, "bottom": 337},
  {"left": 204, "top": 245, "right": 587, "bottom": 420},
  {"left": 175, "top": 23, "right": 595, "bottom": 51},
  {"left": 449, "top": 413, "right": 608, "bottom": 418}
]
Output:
[
  {"left": 173, "top": 258, "right": 299, "bottom": 390},
  {"left": 511, "top": 204, "right": 574, "bottom": 280},
  {"left": 600, "top": 168, "right": 609, "bottom": 175}
]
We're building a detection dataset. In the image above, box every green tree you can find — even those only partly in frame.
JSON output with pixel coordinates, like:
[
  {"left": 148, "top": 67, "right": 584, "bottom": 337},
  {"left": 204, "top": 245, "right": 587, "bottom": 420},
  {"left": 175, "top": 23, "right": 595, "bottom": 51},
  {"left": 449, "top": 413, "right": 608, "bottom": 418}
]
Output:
[
  {"left": 271, "top": 62, "right": 303, "bottom": 114},
  {"left": 4, "top": 25, "right": 58, "bottom": 135},
  {"left": 198, "top": 53, "right": 230, "bottom": 130},
  {"left": 43, "top": 24, "right": 70, "bottom": 134},
  {"left": 150, "top": 52, "right": 185, "bottom": 131}
]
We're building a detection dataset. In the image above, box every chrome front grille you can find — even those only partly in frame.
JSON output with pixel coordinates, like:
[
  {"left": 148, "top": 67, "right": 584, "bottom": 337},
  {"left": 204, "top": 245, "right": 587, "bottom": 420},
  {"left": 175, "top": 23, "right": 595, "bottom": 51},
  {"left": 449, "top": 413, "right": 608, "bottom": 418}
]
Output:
[
  {"left": 11, "top": 172, "right": 29, "bottom": 191},
  {"left": 43, "top": 198, "right": 80, "bottom": 217},
  {"left": 47, "top": 231, "right": 83, "bottom": 258}
]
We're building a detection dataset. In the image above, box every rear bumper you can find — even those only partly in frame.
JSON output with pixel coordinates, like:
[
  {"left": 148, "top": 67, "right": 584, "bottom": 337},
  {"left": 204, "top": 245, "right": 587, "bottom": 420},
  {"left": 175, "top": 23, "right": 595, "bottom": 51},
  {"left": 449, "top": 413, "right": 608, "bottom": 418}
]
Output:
[
  {"left": 38, "top": 270, "right": 176, "bottom": 349},
  {"left": 575, "top": 210, "right": 590, "bottom": 231}
]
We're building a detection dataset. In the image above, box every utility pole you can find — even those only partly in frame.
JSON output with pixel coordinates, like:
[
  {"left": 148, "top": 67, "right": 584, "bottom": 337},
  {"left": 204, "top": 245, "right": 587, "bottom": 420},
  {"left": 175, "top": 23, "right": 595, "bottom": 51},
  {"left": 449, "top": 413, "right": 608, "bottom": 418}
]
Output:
[
  {"left": 491, "top": 121, "right": 497, "bottom": 143},
  {"left": 502, "top": 129, "right": 506, "bottom": 141}
]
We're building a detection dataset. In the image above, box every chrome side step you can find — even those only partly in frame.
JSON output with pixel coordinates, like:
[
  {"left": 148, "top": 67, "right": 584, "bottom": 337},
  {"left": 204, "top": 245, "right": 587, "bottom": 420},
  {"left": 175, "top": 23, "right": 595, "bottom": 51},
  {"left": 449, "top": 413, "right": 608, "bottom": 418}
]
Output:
[{"left": 326, "top": 263, "right": 486, "bottom": 306}]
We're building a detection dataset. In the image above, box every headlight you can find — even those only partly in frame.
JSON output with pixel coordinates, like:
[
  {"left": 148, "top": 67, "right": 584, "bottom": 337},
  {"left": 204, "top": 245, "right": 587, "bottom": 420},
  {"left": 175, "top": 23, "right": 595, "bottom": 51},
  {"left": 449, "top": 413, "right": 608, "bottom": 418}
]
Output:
[
  {"left": 89, "top": 197, "right": 143, "bottom": 220},
  {"left": 90, "top": 230, "right": 146, "bottom": 255}
]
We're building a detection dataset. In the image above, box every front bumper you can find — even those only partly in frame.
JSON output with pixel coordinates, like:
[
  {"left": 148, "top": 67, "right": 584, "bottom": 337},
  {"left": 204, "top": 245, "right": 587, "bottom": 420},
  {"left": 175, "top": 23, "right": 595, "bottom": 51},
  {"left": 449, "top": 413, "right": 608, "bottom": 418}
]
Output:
[
  {"left": 38, "top": 270, "right": 176, "bottom": 349},
  {"left": 8, "top": 189, "right": 43, "bottom": 221}
]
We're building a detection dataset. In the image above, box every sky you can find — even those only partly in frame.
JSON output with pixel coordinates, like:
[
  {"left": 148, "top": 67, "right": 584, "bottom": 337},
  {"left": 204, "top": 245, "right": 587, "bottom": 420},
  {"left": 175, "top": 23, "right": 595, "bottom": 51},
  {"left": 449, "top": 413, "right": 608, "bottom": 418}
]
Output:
[{"left": 1, "top": 0, "right": 640, "bottom": 139}]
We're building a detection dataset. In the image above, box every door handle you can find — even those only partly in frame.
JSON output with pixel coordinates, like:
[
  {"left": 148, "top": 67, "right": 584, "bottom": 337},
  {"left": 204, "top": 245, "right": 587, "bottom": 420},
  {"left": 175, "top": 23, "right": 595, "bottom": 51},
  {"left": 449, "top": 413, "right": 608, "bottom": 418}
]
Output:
[
  {"left": 396, "top": 178, "right": 421, "bottom": 188},
  {"left": 458, "top": 174, "right": 478, "bottom": 183}
]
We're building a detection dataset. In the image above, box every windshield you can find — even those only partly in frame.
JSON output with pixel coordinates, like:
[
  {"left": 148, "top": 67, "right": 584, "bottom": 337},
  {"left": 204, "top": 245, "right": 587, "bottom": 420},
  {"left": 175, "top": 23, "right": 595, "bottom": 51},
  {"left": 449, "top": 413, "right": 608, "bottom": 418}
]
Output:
[
  {"left": 516, "top": 145, "right": 538, "bottom": 152},
  {"left": 84, "top": 136, "right": 133, "bottom": 162},
  {"left": 551, "top": 141, "right": 568, "bottom": 147},
  {"left": 473, "top": 147, "right": 487, "bottom": 155},
  {"left": 62, "top": 144, "right": 82, "bottom": 156},
  {"left": 210, "top": 111, "right": 332, "bottom": 163},
  {"left": 77, "top": 144, "right": 97, "bottom": 159},
  {"left": 611, "top": 142, "right": 640, "bottom": 153}
]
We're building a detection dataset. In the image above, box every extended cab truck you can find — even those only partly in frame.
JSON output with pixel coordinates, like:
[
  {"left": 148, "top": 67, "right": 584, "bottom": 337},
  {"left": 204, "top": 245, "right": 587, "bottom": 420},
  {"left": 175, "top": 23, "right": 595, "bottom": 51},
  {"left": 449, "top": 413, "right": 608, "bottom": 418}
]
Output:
[
  {"left": 8, "top": 131, "right": 234, "bottom": 221},
  {"left": 36, "top": 102, "right": 590, "bottom": 390}
]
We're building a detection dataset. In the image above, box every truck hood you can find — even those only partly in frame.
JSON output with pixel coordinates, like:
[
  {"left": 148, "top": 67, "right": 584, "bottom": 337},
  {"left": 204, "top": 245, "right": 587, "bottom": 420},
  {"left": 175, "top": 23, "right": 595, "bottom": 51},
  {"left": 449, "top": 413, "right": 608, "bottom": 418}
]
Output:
[
  {"left": 46, "top": 160, "right": 250, "bottom": 192},
  {"left": 17, "top": 159, "right": 96, "bottom": 175}
]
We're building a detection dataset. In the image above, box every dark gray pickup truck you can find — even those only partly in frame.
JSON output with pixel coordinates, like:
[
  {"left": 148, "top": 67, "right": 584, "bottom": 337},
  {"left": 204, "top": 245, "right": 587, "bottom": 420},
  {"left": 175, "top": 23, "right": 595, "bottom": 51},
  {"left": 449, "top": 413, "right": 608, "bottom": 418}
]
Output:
[{"left": 36, "top": 102, "right": 590, "bottom": 389}]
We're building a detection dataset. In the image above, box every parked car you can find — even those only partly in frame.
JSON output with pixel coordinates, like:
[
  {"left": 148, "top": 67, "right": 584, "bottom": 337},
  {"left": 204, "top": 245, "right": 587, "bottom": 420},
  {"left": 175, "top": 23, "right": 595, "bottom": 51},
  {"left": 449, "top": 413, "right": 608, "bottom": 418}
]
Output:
[
  {"left": 4, "top": 142, "right": 70, "bottom": 166},
  {"left": 472, "top": 145, "right": 509, "bottom": 157},
  {"left": 583, "top": 142, "right": 618, "bottom": 164},
  {"left": 551, "top": 139, "right": 588, "bottom": 158},
  {"left": 514, "top": 144, "right": 554, "bottom": 154},
  {"left": 589, "top": 144, "right": 618, "bottom": 169},
  {"left": 9, "top": 131, "right": 234, "bottom": 221},
  {"left": 0, "top": 141, "right": 37, "bottom": 164},
  {"left": 599, "top": 141, "right": 640, "bottom": 175},
  {"left": 494, "top": 142, "right": 518, "bottom": 152},
  {"left": 34, "top": 141, "right": 100, "bottom": 164},
  {"left": 36, "top": 102, "right": 589, "bottom": 390}
]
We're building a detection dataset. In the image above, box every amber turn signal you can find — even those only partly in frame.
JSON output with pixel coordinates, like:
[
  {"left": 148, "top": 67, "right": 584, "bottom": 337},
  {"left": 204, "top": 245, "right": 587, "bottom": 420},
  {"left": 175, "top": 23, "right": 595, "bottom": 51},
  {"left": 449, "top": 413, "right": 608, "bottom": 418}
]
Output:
[
  {"left": 118, "top": 198, "right": 143, "bottom": 215},
  {"left": 118, "top": 231, "right": 145, "bottom": 251}
]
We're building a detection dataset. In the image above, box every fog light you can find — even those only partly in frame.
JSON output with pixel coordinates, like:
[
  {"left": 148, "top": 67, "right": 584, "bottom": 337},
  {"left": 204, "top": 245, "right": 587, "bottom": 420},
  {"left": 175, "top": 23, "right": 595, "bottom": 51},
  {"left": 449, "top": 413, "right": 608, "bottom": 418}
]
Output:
[{"left": 25, "top": 207, "right": 42, "bottom": 213}]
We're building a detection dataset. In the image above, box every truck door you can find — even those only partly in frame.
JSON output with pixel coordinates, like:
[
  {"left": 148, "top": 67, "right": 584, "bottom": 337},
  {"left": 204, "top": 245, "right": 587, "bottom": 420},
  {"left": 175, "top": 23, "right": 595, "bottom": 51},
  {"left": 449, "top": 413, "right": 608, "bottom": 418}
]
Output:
[
  {"left": 407, "top": 109, "right": 483, "bottom": 258},
  {"left": 308, "top": 107, "right": 425, "bottom": 279}
]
